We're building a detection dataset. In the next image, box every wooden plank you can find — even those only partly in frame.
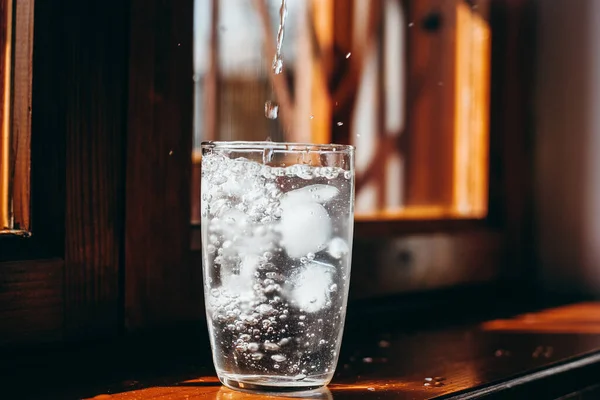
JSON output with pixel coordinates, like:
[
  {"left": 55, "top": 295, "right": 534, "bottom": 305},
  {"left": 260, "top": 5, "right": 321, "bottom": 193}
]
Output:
[
  {"left": 452, "top": 1, "right": 491, "bottom": 217},
  {"left": 404, "top": 0, "right": 457, "bottom": 209},
  {"left": 61, "top": 0, "right": 129, "bottom": 339},
  {"left": 0, "top": 259, "right": 64, "bottom": 345},
  {"left": 125, "top": 0, "right": 201, "bottom": 330},
  {"left": 10, "top": 0, "right": 34, "bottom": 232}
]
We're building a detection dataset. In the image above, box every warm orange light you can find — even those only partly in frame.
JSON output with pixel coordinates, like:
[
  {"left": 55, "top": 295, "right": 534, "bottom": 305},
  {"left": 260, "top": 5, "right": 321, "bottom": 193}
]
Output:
[
  {"left": 0, "top": 0, "right": 13, "bottom": 230},
  {"left": 481, "top": 302, "right": 600, "bottom": 334}
]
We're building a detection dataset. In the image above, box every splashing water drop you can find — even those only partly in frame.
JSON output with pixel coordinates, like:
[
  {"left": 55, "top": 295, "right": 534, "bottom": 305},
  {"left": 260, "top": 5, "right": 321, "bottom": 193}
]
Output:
[
  {"left": 272, "top": 0, "right": 288, "bottom": 75},
  {"left": 263, "top": 146, "right": 275, "bottom": 164},
  {"left": 265, "top": 101, "right": 279, "bottom": 120}
]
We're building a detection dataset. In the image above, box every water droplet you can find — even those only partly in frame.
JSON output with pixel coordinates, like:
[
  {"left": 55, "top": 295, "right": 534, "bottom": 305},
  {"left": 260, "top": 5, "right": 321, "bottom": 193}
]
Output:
[
  {"left": 271, "top": 354, "right": 287, "bottom": 362},
  {"left": 309, "top": 115, "right": 314, "bottom": 120},
  {"left": 345, "top": 52, "right": 352, "bottom": 59},
  {"left": 273, "top": 58, "right": 283, "bottom": 74},
  {"left": 265, "top": 101, "right": 279, "bottom": 119},
  {"left": 168, "top": 150, "right": 173, "bottom": 155},
  {"left": 378, "top": 340, "right": 391, "bottom": 348},
  {"left": 408, "top": 22, "right": 414, "bottom": 27},
  {"left": 367, "top": 387, "right": 375, "bottom": 392},
  {"left": 337, "top": 121, "right": 344, "bottom": 126},
  {"left": 424, "top": 377, "right": 433, "bottom": 382},
  {"left": 362, "top": 357, "right": 373, "bottom": 363}
]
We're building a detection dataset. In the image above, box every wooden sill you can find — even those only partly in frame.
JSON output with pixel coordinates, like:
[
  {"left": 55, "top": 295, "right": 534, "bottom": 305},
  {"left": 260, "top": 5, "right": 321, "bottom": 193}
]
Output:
[{"left": 4, "top": 294, "right": 600, "bottom": 399}]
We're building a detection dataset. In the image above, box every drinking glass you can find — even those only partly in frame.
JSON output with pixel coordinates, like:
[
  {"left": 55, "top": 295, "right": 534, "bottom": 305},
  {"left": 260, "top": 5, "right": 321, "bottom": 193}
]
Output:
[{"left": 201, "top": 141, "right": 354, "bottom": 392}]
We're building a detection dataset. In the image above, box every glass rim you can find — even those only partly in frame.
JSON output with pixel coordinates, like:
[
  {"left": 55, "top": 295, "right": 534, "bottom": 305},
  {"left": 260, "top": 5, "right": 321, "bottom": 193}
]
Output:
[{"left": 201, "top": 141, "right": 354, "bottom": 153}]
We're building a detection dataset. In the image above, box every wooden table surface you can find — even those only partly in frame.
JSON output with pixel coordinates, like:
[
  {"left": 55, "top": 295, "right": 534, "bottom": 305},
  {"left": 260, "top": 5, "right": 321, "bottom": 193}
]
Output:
[{"left": 41, "top": 302, "right": 599, "bottom": 400}]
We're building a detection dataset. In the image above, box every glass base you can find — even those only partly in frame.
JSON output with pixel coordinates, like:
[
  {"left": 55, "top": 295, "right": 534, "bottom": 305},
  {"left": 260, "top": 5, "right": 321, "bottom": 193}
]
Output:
[{"left": 220, "top": 373, "right": 329, "bottom": 394}]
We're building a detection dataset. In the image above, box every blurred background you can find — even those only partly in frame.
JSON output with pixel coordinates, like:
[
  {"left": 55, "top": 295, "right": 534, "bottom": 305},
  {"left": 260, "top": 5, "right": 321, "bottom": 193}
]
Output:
[{"left": 0, "top": 0, "right": 599, "bottom": 348}]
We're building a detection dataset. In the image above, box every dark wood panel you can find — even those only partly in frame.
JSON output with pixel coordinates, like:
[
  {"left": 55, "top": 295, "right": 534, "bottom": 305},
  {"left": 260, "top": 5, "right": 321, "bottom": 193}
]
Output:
[
  {"left": 60, "top": 0, "right": 129, "bottom": 339},
  {"left": 0, "top": 259, "right": 63, "bottom": 345},
  {"left": 125, "top": 0, "right": 200, "bottom": 330},
  {"left": 488, "top": 0, "right": 536, "bottom": 281}
]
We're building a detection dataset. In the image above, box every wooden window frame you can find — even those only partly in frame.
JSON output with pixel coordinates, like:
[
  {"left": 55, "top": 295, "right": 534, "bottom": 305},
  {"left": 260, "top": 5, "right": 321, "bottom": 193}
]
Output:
[{"left": 0, "top": 0, "right": 34, "bottom": 235}]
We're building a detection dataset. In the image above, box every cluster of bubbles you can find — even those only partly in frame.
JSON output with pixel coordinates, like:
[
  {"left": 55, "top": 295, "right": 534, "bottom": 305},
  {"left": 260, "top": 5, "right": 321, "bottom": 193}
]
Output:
[{"left": 201, "top": 153, "right": 351, "bottom": 376}]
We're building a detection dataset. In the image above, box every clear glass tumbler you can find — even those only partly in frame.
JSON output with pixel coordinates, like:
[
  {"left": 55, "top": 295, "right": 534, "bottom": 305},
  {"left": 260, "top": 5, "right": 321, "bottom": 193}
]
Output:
[{"left": 201, "top": 141, "right": 355, "bottom": 392}]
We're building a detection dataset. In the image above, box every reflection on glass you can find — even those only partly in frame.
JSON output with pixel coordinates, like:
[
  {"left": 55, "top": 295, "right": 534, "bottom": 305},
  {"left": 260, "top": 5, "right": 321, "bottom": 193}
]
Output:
[{"left": 193, "top": 0, "right": 491, "bottom": 222}]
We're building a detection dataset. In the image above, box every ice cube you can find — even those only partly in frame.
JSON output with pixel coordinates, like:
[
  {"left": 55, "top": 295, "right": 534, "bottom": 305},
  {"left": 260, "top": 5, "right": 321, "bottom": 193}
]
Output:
[
  {"left": 327, "top": 237, "right": 350, "bottom": 259},
  {"left": 240, "top": 254, "right": 260, "bottom": 280},
  {"left": 285, "top": 262, "right": 333, "bottom": 313},
  {"left": 279, "top": 201, "right": 331, "bottom": 258},
  {"left": 281, "top": 184, "right": 339, "bottom": 206},
  {"left": 221, "top": 175, "right": 253, "bottom": 197}
]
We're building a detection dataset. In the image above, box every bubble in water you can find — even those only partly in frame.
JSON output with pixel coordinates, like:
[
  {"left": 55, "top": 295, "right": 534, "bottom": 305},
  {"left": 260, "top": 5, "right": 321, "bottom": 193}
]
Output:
[
  {"left": 344, "top": 170, "right": 352, "bottom": 179},
  {"left": 329, "top": 284, "right": 338, "bottom": 292},
  {"left": 307, "top": 252, "right": 315, "bottom": 261},
  {"left": 274, "top": 364, "right": 280, "bottom": 369},
  {"left": 263, "top": 342, "right": 281, "bottom": 351},
  {"left": 271, "top": 354, "right": 287, "bottom": 362},
  {"left": 265, "top": 101, "right": 279, "bottom": 120},
  {"left": 294, "top": 374, "right": 307, "bottom": 381},
  {"left": 251, "top": 352, "right": 264, "bottom": 361},
  {"left": 211, "top": 288, "right": 220, "bottom": 297},
  {"left": 248, "top": 342, "right": 259, "bottom": 352},
  {"left": 319, "top": 339, "right": 327, "bottom": 345}
]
